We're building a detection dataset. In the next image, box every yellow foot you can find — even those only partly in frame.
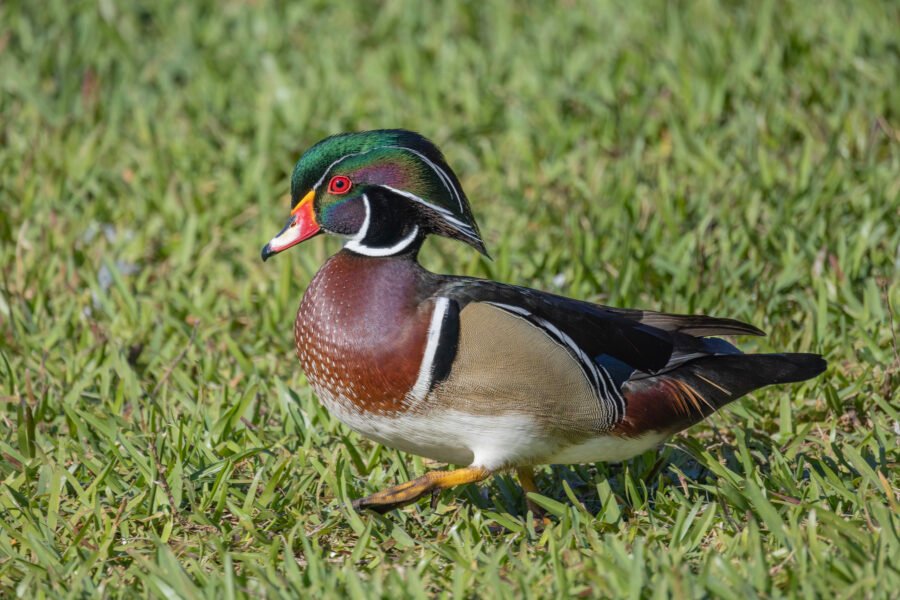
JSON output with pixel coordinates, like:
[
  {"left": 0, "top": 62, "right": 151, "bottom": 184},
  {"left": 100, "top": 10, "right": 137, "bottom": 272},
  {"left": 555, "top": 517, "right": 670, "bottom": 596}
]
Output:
[{"left": 352, "top": 466, "right": 491, "bottom": 514}]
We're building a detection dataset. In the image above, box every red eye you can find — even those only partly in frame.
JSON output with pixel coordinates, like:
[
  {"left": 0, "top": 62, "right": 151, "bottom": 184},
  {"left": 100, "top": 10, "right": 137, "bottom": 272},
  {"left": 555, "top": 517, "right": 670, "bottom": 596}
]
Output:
[{"left": 327, "top": 175, "right": 352, "bottom": 195}]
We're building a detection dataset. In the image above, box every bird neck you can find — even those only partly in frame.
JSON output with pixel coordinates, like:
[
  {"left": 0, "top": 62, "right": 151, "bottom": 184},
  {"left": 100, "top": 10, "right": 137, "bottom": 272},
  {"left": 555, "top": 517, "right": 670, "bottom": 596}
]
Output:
[{"left": 343, "top": 194, "right": 425, "bottom": 258}]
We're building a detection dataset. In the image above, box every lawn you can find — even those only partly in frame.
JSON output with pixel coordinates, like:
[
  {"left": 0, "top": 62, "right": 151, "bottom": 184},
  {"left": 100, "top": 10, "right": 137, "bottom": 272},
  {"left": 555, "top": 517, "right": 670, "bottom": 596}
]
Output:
[{"left": 1, "top": 0, "right": 898, "bottom": 597}]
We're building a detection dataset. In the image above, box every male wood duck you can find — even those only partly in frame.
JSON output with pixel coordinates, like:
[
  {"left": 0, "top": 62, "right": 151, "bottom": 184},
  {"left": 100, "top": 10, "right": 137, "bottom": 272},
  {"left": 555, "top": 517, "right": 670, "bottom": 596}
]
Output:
[{"left": 262, "top": 129, "right": 826, "bottom": 514}]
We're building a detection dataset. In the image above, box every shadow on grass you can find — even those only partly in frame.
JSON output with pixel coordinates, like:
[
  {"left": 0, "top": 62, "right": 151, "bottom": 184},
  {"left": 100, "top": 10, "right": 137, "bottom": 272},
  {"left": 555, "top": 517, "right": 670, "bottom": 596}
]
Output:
[{"left": 443, "top": 427, "right": 788, "bottom": 519}]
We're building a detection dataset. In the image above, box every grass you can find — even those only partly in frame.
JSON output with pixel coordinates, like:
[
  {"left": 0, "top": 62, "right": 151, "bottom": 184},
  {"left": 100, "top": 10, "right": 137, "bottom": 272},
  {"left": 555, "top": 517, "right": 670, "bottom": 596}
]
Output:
[{"left": 1, "top": 0, "right": 898, "bottom": 597}]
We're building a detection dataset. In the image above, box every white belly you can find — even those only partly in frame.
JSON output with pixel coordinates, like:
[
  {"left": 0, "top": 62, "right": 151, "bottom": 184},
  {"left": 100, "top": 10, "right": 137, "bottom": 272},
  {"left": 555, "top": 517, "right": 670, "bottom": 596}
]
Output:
[
  {"left": 544, "top": 431, "right": 670, "bottom": 464},
  {"left": 318, "top": 388, "right": 551, "bottom": 468},
  {"left": 315, "top": 387, "right": 667, "bottom": 469}
]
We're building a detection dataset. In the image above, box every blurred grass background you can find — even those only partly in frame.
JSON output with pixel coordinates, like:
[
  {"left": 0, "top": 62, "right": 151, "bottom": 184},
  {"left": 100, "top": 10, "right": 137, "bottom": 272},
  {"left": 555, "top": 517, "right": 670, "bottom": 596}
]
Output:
[{"left": 1, "top": 0, "right": 898, "bottom": 597}]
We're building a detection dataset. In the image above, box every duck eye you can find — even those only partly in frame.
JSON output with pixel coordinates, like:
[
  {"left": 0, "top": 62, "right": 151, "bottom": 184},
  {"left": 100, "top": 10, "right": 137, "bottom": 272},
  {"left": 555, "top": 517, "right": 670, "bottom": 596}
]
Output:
[{"left": 327, "top": 175, "right": 352, "bottom": 195}]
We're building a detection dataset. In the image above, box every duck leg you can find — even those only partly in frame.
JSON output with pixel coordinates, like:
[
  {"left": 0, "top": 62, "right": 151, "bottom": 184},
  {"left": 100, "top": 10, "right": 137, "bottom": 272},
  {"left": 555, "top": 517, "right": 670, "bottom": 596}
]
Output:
[
  {"left": 353, "top": 466, "right": 491, "bottom": 514},
  {"left": 515, "top": 466, "right": 546, "bottom": 517}
]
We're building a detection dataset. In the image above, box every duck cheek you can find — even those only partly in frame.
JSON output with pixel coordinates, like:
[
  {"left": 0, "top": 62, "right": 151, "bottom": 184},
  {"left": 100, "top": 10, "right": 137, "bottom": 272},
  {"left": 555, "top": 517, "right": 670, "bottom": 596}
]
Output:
[{"left": 321, "top": 197, "right": 368, "bottom": 237}]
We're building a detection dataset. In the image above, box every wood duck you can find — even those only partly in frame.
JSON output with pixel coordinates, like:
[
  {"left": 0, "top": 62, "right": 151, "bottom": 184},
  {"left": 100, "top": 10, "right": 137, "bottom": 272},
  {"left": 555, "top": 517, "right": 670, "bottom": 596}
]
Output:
[{"left": 261, "top": 130, "right": 826, "bottom": 514}]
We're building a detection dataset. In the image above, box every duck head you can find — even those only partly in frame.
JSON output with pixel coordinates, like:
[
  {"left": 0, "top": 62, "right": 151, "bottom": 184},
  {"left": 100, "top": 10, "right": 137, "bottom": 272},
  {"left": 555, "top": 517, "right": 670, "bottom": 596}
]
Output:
[{"left": 261, "top": 130, "right": 487, "bottom": 260}]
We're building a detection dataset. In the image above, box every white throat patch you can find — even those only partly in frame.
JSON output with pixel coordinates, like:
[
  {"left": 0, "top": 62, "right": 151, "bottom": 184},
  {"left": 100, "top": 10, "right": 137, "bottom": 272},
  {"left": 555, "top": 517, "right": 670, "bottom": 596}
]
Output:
[{"left": 343, "top": 194, "right": 420, "bottom": 257}]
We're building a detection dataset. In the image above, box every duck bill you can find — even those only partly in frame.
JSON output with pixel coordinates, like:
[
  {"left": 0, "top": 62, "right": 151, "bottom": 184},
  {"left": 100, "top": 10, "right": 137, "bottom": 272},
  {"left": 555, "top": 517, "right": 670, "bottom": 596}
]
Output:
[{"left": 261, "top": 190, "right": 320, "bottom": 261}]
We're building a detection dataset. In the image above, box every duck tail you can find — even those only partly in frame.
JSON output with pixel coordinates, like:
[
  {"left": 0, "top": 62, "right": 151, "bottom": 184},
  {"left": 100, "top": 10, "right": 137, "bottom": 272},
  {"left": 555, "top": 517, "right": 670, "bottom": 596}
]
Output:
[
  {"left": 679, "top": 352, "right": 826, "bottom": 408},
  {"left": 618, "top": 353, "right": 826, "bottom": 435}
]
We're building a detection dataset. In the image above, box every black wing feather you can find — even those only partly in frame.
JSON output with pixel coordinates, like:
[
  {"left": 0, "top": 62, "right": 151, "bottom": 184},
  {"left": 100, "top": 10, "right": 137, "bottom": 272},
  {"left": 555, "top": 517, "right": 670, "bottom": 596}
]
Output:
[
  {"left": 435, "top": 276, "right": 763, "bottom": 376},
  {"left": 602, "top": 307, "right": 765, "bottom": 337}
]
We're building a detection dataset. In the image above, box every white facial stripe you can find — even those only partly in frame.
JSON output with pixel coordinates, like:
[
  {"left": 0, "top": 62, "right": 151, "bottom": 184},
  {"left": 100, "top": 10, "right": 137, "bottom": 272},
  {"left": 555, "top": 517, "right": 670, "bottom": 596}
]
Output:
[
  {"left": 408, "top": 297, "right": 450, "bottom": 404},
  {"left": 380, "top": 185, "right": 469, "bottom": 225},
  {"left": 381, "top": 145, "right": 464, "bottom": 213},
  {"left": 312, "top": 150, "right": 367, "bottom": 191},
  {"left": 343, "top": 194, "right": 421, "bottom": 257},
  {"left": 379, "top": 185, "right": 479, "bottom": 240}
]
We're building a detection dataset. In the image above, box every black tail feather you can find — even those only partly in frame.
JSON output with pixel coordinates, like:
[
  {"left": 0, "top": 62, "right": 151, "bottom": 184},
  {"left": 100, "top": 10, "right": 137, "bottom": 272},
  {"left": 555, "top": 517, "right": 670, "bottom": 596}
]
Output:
[
  {"left": 618, "top": 353, "right": 826, "bottom": 436},
  {"left": 674, "top": 352, "right": 826, "bottom": 414}
]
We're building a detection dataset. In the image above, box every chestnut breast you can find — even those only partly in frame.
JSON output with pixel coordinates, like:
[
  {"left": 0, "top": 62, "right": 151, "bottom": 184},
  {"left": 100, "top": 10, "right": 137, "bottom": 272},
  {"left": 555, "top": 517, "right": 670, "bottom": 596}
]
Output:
[{"left": 294, "top": 251, "right": 433, "bottom": 414}]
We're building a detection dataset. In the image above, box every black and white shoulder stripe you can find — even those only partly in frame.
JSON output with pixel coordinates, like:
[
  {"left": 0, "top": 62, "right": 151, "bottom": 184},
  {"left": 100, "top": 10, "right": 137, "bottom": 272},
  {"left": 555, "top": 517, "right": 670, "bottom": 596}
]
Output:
[{"left": 407, "top": 297, "right": 460, "bottom": 404}]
